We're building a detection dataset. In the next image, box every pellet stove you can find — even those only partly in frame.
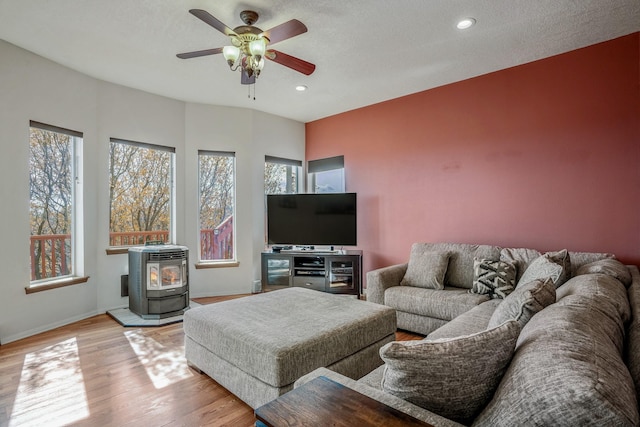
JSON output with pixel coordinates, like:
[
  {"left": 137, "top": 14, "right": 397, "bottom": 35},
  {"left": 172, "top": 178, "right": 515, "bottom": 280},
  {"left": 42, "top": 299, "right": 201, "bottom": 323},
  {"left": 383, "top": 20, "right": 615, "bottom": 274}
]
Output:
[{"left": 128, "top": 244, "right": 189, "bottom": 319}]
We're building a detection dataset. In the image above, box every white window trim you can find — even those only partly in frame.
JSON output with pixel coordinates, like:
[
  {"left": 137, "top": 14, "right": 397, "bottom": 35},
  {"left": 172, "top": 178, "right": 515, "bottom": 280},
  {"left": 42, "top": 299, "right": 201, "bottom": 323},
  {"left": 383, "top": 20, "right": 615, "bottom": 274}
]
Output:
[{"left": 27, "top": 121, "right": 87, "bottom": 291}]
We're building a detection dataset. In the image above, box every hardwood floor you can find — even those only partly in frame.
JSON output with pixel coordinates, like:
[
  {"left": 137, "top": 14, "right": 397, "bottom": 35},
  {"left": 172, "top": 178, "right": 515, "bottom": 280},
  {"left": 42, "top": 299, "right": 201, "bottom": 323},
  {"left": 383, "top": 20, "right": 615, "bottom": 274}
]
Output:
[{"left": 0, "top": 295, "right": 423, "bottom": 426}]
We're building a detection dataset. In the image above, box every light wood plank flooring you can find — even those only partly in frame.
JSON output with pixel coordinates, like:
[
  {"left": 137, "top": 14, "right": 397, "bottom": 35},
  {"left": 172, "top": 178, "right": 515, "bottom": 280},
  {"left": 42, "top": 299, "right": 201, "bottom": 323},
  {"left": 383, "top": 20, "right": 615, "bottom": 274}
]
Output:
[{"left": 0, "top": 295, "right": 422, "bottom": 426}]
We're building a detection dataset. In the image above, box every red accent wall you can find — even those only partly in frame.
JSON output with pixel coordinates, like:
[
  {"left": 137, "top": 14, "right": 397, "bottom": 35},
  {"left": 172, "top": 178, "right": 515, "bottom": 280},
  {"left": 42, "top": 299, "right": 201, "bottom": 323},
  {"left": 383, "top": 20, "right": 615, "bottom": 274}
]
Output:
[{"left": 306, "top": 33, "right": 640, "bottom": 276}]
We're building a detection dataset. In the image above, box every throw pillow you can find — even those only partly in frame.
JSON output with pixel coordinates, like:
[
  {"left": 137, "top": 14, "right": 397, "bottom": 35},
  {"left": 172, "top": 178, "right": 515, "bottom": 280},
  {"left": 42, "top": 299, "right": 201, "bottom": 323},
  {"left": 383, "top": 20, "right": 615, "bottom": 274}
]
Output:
[
  {"left": 575, "top": 258, "right": 632, "bottom": 288},
  {"left": 487, "top": 278, "right": 556, "bottom": 329},
  {"left": 500, "top": 247, "right": 542, "bottom": 282},
  {"left": 545, "top": 249, "right": 571, "bottom": 284},
  {"left": 471, "top": 258, "right": 517, "bottom": 299},
  {"left": 517, "top": 249, "right": 570, "bottom": 289},
  {"left": 380, "top": 320, "right": 521, "bottom": 425},
  {"left": 400, "top": 249, "right": 450, "bottom": 289}
]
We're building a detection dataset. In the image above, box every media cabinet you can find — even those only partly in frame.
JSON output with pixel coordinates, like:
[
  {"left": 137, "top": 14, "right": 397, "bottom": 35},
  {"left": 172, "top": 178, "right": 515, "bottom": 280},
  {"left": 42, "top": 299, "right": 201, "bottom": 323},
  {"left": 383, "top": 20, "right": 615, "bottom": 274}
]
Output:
[{"left": 261, "top": 250, "right": 362, "bottom": 297}]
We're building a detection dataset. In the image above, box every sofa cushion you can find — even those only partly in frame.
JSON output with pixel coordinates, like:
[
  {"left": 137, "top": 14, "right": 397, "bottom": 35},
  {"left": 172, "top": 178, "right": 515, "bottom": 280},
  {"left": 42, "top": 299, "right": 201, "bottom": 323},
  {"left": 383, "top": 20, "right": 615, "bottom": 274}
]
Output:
[
  {"left": 385, "top": 286, "right": 490, "bottom": 321},
  {"left": 358, "top": 364, "right": 385, "bottom": 390},
  {"left": 407, "top": 243, "right": 501, "bottom": 289},
  {"left": 471, "top": 258, "right": 516, "bottom": 299},
  {"left": 400, "top": 248, "right": 450, "bottom": 289},
  {"left": 474, "top": 274, "right": 638, "bottom": 427},
  {"left": 380, "top": 320, "right": 520, "bottom": 425},
  {"left": 487, "top": 278, "right": 556, "bottom": 330},
  {"left": 500, "top": 247, "right": 542, "bottom": 282},
  {"left": 575, "top": 258, "right": 632, "bottom": 288},
  {"left": 426, "top": 299, "right": 501, "bottom": 340},
  {"left": 568, "top": 250, "right": 615, "bottom": 277},
  {"left": 557, "top": 272, "right": 632, "bottom": 330},
  {"left": 517, "top": 249, "right": 570, "bottom": 289}
]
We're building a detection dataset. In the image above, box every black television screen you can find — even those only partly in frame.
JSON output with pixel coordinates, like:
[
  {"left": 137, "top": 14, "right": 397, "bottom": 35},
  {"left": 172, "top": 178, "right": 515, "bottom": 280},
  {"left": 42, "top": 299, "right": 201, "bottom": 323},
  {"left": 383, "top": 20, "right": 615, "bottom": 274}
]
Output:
[{"left": 267, "top": 193, "right": 357, "bottom": 246}]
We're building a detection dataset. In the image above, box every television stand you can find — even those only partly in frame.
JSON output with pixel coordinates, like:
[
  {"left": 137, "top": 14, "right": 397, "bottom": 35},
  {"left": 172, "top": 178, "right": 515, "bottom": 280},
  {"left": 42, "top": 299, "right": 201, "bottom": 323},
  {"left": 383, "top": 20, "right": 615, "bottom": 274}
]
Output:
[
  {"left": 261, "top": 250, "right": 362, "bottom": 297},
  {"left": 280, "top": 250, "right": 344, "bottom": 255}
]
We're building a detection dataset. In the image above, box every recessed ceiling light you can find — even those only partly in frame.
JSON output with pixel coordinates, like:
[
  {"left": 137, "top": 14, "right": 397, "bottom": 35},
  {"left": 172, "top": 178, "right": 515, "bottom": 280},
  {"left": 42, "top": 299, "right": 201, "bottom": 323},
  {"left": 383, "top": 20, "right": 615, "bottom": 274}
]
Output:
[
  {"left": 295, "top": 85, "right": 308, "bottom": 92},
  {"left": 457, "top": 18, "right": 476, "bottom": 30}
]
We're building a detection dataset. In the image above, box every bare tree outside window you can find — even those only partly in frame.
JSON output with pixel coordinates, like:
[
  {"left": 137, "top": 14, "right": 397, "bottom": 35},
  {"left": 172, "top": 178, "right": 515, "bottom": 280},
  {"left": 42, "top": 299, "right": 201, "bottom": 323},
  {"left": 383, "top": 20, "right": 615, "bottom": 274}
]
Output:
[
  {"left": 29, "top": 124, "right": 79, "bottom": 281},
  {"left": 109, "top": 139, "right": 174, "bottom": 246},
  {"left": 265, "top": 156, "right": 301, "bottom": 195},
  {"left": 265, "top": 163, "right": 299, "bottom": 194},
  {"left": 199, "top": 151, "right": 235, "bottom": 261}
]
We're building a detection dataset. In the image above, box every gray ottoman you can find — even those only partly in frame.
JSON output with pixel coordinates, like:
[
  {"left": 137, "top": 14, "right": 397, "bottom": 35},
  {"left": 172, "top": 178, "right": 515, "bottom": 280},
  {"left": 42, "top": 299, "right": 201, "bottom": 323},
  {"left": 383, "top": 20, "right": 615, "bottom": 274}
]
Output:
[{"left": 183, "top": 287, "right": 396, "bottom": 408}]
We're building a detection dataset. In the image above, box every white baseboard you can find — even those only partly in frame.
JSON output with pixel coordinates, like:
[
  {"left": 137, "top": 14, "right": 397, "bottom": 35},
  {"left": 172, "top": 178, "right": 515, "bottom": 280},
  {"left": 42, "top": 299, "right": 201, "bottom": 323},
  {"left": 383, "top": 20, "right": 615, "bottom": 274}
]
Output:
[{"left": 2, "top": 309, "right": 101, "bottom": 345}]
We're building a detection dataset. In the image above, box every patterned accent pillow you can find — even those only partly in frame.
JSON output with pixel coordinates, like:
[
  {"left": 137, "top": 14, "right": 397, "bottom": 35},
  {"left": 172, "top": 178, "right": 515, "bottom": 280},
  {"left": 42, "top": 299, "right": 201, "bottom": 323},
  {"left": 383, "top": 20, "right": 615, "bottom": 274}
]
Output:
[
  {"left": 471, "top": 258, "right": 516, "bottom": 299},
  {"left": 487, "top": 278, "right": 556, "bottom": 329},
  {"left": 517, "top": 249, "right": 570, "bottom": 289},
  {"left": 575, "top": 258, "right": 631, "bottom": 288},
  {"left": 380, "top": 320, "right": 521, "bottom": 425},
  {"left": 400, "top": 249, "right": 450, "bottom": 289}
]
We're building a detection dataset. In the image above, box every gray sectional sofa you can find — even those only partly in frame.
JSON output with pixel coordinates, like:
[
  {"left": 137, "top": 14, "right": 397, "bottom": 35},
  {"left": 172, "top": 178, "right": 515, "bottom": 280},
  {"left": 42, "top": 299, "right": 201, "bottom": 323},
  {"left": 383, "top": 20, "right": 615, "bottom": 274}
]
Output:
[{"left": 296, "top": 242, "right": 640, "bottom": 426}]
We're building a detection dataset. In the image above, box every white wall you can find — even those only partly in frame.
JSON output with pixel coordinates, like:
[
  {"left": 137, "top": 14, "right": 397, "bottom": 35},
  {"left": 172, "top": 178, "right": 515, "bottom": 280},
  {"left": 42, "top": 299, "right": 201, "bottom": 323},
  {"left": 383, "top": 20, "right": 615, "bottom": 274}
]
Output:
[
  {"left": 0, "top": 40, "right": 305, "bottom": 344},
  {"left": 95, "top": 82, "right": 187, "bottom": 312},
  {"left": 183, "top": 104, "right": 305, "bottom": 297}
]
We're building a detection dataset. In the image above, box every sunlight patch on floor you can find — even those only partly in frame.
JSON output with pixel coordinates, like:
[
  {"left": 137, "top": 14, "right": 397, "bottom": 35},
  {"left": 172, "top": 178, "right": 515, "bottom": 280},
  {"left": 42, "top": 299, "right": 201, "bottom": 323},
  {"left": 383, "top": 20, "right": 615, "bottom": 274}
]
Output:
[
  {"left": 124, "top": 330, "right": 193, "bottom": 389},
  {"left": 9, "top": 337, "right": 89, "bottom": 427}
]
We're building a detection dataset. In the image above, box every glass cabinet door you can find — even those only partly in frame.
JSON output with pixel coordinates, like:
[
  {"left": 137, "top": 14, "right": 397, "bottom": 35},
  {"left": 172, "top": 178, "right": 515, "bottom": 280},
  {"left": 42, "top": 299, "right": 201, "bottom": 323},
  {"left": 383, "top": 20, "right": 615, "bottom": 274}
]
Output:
[
  {"left": 265, "top": 257, "right": 291, "bottom": 288},
  {"left": 328, "top": 258, "right": 355, "bottom": 292}
]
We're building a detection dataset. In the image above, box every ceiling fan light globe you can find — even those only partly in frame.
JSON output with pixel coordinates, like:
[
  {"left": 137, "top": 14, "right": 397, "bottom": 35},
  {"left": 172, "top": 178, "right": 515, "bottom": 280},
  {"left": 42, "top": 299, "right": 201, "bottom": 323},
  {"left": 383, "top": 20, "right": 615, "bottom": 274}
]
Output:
[
  {"left": 249, "top": 38, "right": 267, "bottom": 57},
  {"left": 223, "top": 46, "right": 240, "bottom": 64}
]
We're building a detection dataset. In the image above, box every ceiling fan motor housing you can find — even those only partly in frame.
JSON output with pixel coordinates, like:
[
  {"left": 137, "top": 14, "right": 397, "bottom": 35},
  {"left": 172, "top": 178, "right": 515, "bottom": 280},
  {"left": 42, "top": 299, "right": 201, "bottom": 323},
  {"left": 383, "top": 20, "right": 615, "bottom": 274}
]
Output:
[{"left": 240, "top": 10, "right": 259, "bottom": 25}]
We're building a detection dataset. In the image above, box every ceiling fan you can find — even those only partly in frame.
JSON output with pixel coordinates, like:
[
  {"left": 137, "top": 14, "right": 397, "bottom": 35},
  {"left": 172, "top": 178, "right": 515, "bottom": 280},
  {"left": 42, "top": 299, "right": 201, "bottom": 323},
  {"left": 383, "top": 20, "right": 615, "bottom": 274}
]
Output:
[{"left": 177, "top": 9, "right": 316, "bottom": 85}]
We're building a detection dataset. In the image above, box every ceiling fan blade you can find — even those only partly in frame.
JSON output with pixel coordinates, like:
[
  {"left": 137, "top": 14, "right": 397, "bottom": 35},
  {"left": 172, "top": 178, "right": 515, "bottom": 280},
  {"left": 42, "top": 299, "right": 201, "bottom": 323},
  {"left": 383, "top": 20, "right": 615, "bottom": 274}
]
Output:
[
  {"left": 241, "top": 72, "right": 256, "bottom": 85},
  {"left": 266, "top": 50, "right": 316, "bottom": 75},
  {"left": 189, "top": 9, "right": 236, "bottom": 36},
  {"left": 261, "top": 19, "right": 307, "bottom": 45},
  {"left": 177, "top": 47, "right": 223, "bottom": 59}
]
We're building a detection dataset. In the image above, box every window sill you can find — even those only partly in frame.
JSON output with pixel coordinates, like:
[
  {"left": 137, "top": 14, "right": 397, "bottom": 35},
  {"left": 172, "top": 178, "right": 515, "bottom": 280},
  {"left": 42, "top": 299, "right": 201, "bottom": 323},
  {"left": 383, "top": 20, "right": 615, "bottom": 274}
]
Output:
[
  {"left": 26, "top": 276, "right": 90, "bottom": 294},
  {"left": 106, "top": 247, "right": 130, "bottom": 255},
  {"left": 195, "top": 261, "right": 240, "bottom": 269}
]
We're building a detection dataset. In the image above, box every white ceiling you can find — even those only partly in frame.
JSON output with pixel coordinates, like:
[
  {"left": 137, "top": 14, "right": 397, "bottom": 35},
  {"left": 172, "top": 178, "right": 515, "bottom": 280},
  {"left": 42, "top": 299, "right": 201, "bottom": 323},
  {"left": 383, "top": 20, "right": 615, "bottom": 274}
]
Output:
[{"left": 0, "top": 1, "right": 638, "bottom": 123}]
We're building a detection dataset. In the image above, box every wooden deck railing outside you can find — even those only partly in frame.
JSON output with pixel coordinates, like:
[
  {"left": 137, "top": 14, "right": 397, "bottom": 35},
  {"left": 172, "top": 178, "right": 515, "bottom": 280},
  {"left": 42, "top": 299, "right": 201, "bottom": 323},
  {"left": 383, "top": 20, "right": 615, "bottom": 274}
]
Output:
[
  {"left": 31, "top": 218, "right": 234, "bottom": 280},
  {"left": 30, "top": 234, "right": 71, "bottom": 281}
]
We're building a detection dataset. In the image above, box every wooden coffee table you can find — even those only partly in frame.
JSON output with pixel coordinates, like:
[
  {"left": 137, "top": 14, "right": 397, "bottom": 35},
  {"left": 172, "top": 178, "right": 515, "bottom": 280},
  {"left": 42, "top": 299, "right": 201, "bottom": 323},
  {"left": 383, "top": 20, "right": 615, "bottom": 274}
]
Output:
[{"left": 254, "top": 376, "right": 434, "bottom": 427}]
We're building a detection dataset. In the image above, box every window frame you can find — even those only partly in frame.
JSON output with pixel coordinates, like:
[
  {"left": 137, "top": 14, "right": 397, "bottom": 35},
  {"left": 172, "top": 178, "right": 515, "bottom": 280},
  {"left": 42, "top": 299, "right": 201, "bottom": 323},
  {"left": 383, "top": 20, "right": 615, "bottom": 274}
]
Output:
[
  {"left": 264, "top": 155, "right": 303, "bottom": 195},
  {"left": 196, "top": 150, "right": 237, "bottom": 267},
  {"left": 307, "top": 155, "right": 345, "bottom": 193},
  {"left": 107, "top": 138, "right": 176, "bottom": 253},
  {"left": 27, "top": 121, "right": 88, "bottom": 293}
]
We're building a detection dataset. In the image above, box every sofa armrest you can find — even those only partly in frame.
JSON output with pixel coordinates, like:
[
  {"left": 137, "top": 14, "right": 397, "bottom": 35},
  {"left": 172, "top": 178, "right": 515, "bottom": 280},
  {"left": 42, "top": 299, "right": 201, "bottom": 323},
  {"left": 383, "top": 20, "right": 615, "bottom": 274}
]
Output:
[
  {"left": 295, "top": 367, "right": 464, "bottom": 427},
  {"left": 366, "top": 263, "right": 408, "bottom": 305},
  {"left": 625, "top": 265, "right": 640, "bottom": 401}
]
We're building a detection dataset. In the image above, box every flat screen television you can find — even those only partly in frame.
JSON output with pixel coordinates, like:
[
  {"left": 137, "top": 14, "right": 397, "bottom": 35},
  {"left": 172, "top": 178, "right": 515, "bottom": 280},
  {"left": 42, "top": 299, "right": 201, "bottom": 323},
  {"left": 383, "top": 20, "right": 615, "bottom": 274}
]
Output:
[{"left": 267, "top": 193, "right": 357, "bottom": 247}]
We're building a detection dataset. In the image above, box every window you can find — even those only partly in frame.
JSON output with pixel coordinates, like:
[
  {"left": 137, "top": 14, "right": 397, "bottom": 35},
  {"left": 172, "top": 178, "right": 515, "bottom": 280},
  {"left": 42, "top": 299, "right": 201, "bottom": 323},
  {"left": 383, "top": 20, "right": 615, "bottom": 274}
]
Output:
[
  {"left": 265, "top": 155, "right": 302, "bottom": 194},
  {"left": 109, "top": 138, "right": 175, "bottom": 247},
  {"left": 308, "top": 155, "right": 345, "bottom": 193},
  {"left": 198, "top": 151, "right": 235, "bottom": 262},
  {"left": 29, "top": 121, "right": 83, "bottom": 284}
]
